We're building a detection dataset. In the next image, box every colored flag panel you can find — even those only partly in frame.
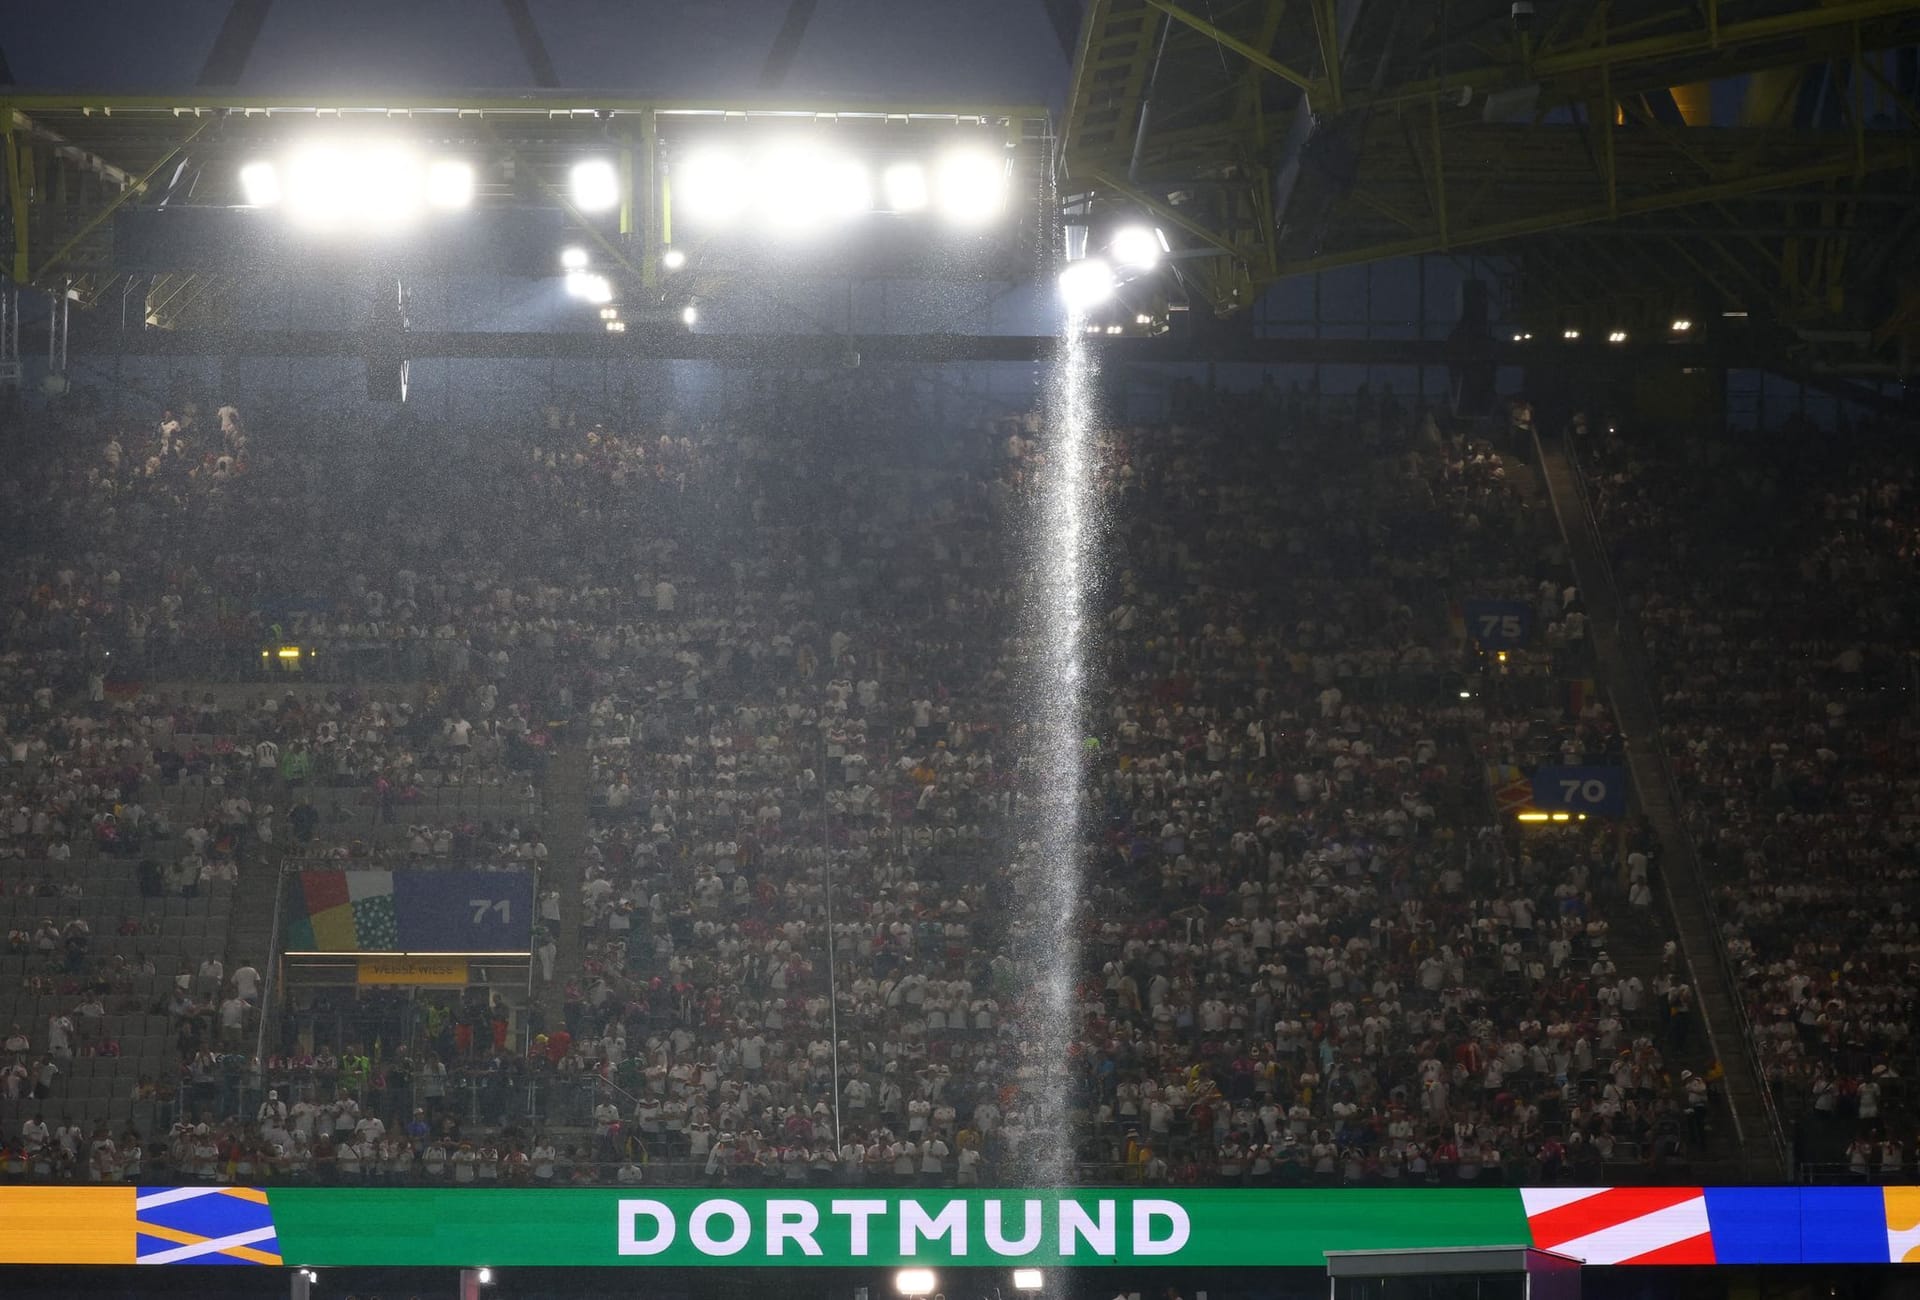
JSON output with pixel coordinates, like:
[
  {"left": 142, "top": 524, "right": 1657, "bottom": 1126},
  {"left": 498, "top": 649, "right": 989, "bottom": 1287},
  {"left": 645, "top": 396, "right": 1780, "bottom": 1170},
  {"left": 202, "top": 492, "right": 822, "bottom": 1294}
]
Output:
[
  {"left": 1521, "top": 1186, "right": 1714, "bottom": 1265},
  {"left": 135, "top": 1187, "right": 282, "bottom": 1266},
  {"left": 284, "top": 870, "right": 534, "bottom": 953},
  {"left": 1886, "top": 1187, "right": 1920, "bottom": 1264}
]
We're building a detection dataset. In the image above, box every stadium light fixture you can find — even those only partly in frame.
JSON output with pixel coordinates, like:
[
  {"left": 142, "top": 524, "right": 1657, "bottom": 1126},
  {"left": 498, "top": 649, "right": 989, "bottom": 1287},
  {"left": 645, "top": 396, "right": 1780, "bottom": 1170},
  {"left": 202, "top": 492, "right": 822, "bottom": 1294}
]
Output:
[
  {"left": 1012, "top": 1269, "right": 1045, "bottom": 1291},
  {"left": 755, "top": 144, "right": 871, "bottom": 233},
  {"left": 570, "top": 159, "right": 619, "bottom": 212},
  {"left": 424, "top": 159, "right": 475, "bottom": 210},
  {"left": 598, "top": 307, "right": 618, "bottom": 321},
  {"left": 661, "top": 248, "right": 687, "bottom": 270},
  {"left": 883, "top": 161, "right": 930, "bottom": 212},
  {"left": 238, "top": 161, "right": 282, "bottom": 207},
  {"left": 935, "top": 148, "right": 1006, "bottom": 225},
  {"left": 564, "top": 271, "right": 612, "bottom": 304},
  {"left": 1110, "top": 225, "right": 1161, "bottom": 271},
  {"left": 605, "top": 320, "right": 626, "bottom": 333},
  {"left": 1562, "top": 328, "right": 1580, "bottom": 340},
  {"left": 682, "top": 305, "right": 698, "bottom": 326},
  {"left": 560, "top": 246, "right": 590, "bottom": 270},
  {"left": 1607, "top": 329, "right": 1629, "bottom": 344},
  {"left": 678, "top": 148, "right": 751, "bottom": 224},
  {"left": 1670, "top": 317, "right": 1693, "bottom": 333},
  {"left": 895, "top": 1269, "right": 938, "bottom": 1296},
  {"left": 282, "top": 144, "right": 427, "bottom": 231},
  {"left": 1057, "top": 257, "right": 1117, "bottom": 311},
  {"left": 284, "top": 146, "right": 354, "bottom": 228},
  {"left": 354, "top": 145, "right": 426, "bottom": 228}
]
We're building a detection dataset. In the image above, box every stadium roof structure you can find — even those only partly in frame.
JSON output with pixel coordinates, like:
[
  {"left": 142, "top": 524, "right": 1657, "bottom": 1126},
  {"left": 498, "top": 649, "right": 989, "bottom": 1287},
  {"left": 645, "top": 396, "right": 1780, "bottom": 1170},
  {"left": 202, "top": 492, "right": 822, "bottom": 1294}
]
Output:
[
  {"left": 1061, "top": 0, "right": 1920, "bottom": 373},
  {"left": 2, "top": 0, "right": 1916, "bottom": 381}
]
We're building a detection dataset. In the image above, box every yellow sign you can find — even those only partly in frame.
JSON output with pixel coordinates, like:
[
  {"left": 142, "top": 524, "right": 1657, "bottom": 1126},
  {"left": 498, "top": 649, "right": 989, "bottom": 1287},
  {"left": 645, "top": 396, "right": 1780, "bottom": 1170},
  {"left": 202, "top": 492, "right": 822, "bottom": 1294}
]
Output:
[{"left": 356, "top": 956, "right": 467, "bottom": 986}]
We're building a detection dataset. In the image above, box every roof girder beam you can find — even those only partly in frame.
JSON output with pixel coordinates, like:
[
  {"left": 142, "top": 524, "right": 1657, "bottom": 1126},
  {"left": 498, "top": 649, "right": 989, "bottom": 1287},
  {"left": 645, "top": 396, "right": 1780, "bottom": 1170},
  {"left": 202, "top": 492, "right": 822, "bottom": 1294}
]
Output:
[{"left": 1139, "top": 0, "right": 1318, "bottom": 94}]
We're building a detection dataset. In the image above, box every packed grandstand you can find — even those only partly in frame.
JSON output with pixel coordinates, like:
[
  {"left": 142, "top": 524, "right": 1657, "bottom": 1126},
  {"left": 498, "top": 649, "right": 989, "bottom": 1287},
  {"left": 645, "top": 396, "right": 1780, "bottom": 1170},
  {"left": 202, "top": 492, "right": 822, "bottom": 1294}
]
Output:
[{"left": 0, "top": 387, "right": 1909, "bottom": 1192}]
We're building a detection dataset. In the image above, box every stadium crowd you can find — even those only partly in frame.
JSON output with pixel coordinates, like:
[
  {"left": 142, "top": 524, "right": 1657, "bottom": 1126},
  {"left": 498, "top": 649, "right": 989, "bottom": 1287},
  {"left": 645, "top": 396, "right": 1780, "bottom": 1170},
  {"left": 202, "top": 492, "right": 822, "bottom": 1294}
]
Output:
[
  {"left": 0, "top": 385, "right": 1756, "bottom": 1189},
  {"left": 1582, "top": 418, "right": 1920, "bottom": 1172}
]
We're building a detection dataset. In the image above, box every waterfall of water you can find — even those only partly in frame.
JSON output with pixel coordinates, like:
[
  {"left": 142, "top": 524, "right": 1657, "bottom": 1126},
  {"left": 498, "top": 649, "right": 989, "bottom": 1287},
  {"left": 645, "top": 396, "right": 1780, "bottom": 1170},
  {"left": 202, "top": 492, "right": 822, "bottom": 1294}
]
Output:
[{"left": 1009, "top": 312, "right": 1099, "bottom": 1189}]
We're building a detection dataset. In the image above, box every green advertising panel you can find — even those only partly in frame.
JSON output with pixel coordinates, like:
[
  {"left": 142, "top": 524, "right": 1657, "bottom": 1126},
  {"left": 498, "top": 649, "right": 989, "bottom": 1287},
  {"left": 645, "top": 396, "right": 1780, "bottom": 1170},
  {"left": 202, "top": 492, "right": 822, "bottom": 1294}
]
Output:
[{"left": 267, "top": 1188, "right": 1527, "bottom": 1267}]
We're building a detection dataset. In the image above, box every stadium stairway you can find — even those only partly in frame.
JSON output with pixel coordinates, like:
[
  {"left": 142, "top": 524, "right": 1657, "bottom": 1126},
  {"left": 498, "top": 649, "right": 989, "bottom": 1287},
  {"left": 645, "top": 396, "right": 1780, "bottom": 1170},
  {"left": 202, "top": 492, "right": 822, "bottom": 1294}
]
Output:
[
  {"left": 220, "top": 846, "right": 282, "bottom": 1026},
  {"left": 533, "top": 730, "right": 589, "bottom": 1032},
  {"left": 1532, "top": 425, "right": 1786, "bottom": 1179}
]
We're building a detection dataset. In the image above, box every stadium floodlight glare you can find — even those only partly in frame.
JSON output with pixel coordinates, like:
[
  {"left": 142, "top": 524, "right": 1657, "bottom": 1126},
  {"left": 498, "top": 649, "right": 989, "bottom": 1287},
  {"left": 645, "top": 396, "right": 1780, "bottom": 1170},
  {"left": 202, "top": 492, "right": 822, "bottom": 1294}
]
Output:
[
  {"left": 564, "top": 271, "right": 612, "bottom": 304},
  {"left": 351, "top": 145, "right": 427, "bottom": 229},
  {"left": 895, "top": 1269, "right": 938, "bottom": 1296},
  {"left": 1670, "top": 317, "right": 1693, "bottom": 332},
  {"left": 1562, "top": 328, "right": 1580, "bottom": 340},
  {"left": 1607, "top": 329, "right": 1629, "bottom": 343},
  {"left": 882, "top": 161, "right": 930, "bottom": 212},
  {"left": 284, "top": 146, "right": 355, "bottom": 228},
  {"left": 1012, "top": 1269, "right": 1046, "bottom": 1291},
  {"left": 681, "top": 305, "right": 698, "bottom": 326},
  {"left": 560, "top": 246, "right": 590, "bottom": 270},
  {"left": 934, "top": 148, "right": 1006, "bottom": 225},
  {"left": 605, "top": 320, "right": 626, "bottom": 333},
  {"left": 1110, "top": 225, "right": 1161, "bottom": 271},
  {"left": 678, "top": 148, "right": 751, "bottom": 223},
  {"left": 424, "top": 159, "right": 474, "bottom": 209},
  {"left": 282, "top": 143, "right": 425, "bottom": 231},
  {"left": 754, "top": 144, "right": 871, "bottom": 232},
  {"left": 238, "top": 161, "right": 282, "bottom": 207},
  {"left": 1057, "top": 257, "right": 1117, "bottom": 311},
  {"left": 570, "top": 159, "right": 620, "bottom": 212},
  {"left": 662, "top": 248, "right": 687, "bottom": 270}
]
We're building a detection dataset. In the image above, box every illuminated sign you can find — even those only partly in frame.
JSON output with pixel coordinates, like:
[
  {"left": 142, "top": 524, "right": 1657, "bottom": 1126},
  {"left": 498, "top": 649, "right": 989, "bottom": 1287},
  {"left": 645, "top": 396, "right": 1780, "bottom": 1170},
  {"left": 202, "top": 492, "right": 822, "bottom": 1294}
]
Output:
[
  {"left": 355, "top": 955, "right": 468, "bottom": 985},
  {"left": 282, "top": 870, "right": 535, "bottom": 954},
  {"left": 0, "top": 1188, "right": 1917, "bottom": 1269}
]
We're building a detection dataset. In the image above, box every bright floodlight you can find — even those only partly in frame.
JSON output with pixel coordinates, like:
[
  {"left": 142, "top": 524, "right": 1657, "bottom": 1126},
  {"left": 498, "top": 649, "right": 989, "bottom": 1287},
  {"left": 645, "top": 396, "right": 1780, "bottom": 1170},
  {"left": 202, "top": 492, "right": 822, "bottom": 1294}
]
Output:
[
  {"left": 681, "top": 305, "right": 698, "bottom": 326},
  {"left": 425, "top": 159, "right": 474, "bottom": 209},
  {"left": 284, "top": 146, "right": 354, "bottom": 227},
  {"left": 882, "top": 161, "right": 930, "bottom": 212},
  {"left": 353, "top": 146, "right": 426, "bottom": 228},
  {"left": 1058, "top": 257, "right": 1117, "bottom": 311},
  {"left": 238, "top": 161, "right": 281, "bottom": 208},
  {"left": 560, "top": 246, "right": 589, "bottom": 270},
  {"left": 570, "top": 159, "right": 619, "bottom": 212},
  {"left": 1110, "top": 225, "right": 1160, "bottom": 271},
  {"left": 935, "top": 148, "right": 1006, "bottom": 225},
  {"left": 1012, "top": 1269, "right": 1045, "bottom": 1291},
  {"left": 662, "top": 248, "right": 687, "bottom": 270},
  {"left": 476, "top": 1267, "right": 494, "bottom": 1285},
  {"left": 564, "top": 271, "right": 612, "bottom": 304},
  {"left": 1608, "top": 329, "right": 1629, "bottom": 343},
  {"left": 895, "top": 1269, "right": 938, "bottom": 1296},
  {"left": 1670, "top": 317, "right": 1693, "bottom": 332},
  {"left": 754, "top": 144, "right": 869, "bottom": 232},
  {"left": 678, "top": 148, "right": 750, "bottom": 223}
]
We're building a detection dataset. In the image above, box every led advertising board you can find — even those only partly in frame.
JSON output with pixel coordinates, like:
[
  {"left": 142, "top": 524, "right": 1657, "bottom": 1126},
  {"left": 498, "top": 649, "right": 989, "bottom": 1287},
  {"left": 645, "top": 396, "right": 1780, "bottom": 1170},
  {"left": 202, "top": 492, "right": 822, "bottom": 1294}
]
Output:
[{"left": 1, "top": 1187, "right": 1917, "bottom": 1268}]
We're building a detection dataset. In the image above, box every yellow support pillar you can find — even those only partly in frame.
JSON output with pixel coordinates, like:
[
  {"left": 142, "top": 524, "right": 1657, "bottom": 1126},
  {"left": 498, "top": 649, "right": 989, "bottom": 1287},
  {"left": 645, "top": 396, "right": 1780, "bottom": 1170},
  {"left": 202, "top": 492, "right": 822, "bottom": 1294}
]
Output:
[{"left": 2, "top": 109, "right": 29, "bottom": 284}]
